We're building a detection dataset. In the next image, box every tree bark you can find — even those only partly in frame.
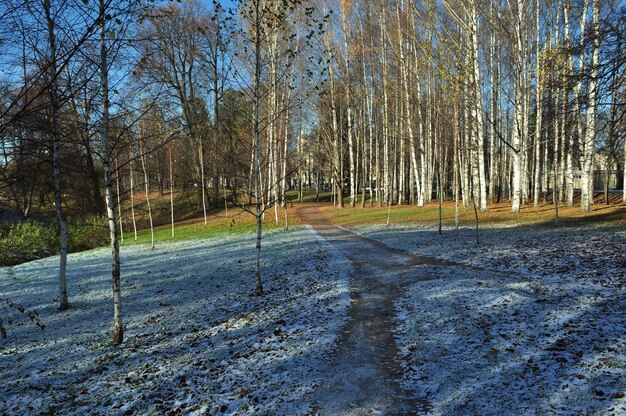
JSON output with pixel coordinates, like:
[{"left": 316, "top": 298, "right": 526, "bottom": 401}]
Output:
[
  {"left": 44, "top": 0, "right": 69, "bottom": 311},
  {"left": 253, "top": 1, "right": 264, "bottom": 296},
  {"left": 139, "top": 132, "right": 155, "bottom": 249},
  {"left": 580, "top": 0, "right": 598, "bottom": 212},
  {"left": 533, "top": 3, "right": 543, "bottom": 208},
  {"left": 115, "top": 159, "right": 124, "bottom": 245},
  {"left": 129, "top": 157, "right": 138, "bottom": 240},
  {"left": 169, "top": 147, "right": 175, "bottom": 238},
  {"left": 99, "top": 0, "right": 123, "bottom": 345}
]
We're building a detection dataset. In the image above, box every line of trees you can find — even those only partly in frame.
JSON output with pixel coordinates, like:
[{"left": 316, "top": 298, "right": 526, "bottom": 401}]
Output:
[{"left": 315, "top": 0, "right": 626, "bottom": 214}]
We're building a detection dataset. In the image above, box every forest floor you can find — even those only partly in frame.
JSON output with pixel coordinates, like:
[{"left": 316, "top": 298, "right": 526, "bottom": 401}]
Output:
[{"left": 1, "top": 202, "right": 625, "bottom": 415}]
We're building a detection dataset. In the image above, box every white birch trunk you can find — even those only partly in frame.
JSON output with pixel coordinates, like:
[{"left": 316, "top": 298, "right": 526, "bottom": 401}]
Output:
[
  {"left": 511, "top": 0, "right": 526, "bottom": 213},
  {"left": 470, "top": 2, "right": 487, "bottom": 211},
  {"left": 341, "top": 5, "right": 356, "bottom": 208},
  {"left": 253, "top": 2, "right": 264, "bottom": 296},
  {"left": 44, "top": 0, "right": 69, "bottom": 311},
  {"left": 533, "top": 3, "right": 543, "bottom": 208},
  {"left": 99, "top": 0, "right": 123, "bottom": 345},
  {"left": 199, "top": 142, "right": 207, "bottom": 225},
  {"left": 562, "top": 2, "right": 575, "bottom": 206},
  {"left": 326, "top": 29, "right": 344, "bottom": 208},
  {"left": 454, "top": 103, "right": 460, "bottom": 228},
  {"left": 129, "top": 157, "right": 138, "bottom": 240},
  {"left": 360, "top": 16, "right": 375, "bottom": 206},
  {"left": 580, "top": 0, "right": 599, "bottom": 212},
  {"left": 489, "top": 0, "right": 497, "bottom": 204},
  {"left": 381, "top": 8, "right": 390, "bottom": 207},
  {"left": 141, "top": 148, "right": 154, "bottom": 248},
  {"left": 115, "top": 159, "right": 124, "bottom": 245}
]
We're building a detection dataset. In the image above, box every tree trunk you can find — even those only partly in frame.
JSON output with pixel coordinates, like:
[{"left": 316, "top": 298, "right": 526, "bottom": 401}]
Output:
[
  {"left": 470, "top": 1, "right": 487, "bottom": 211},
  {"left": 129, "top": 157, "right": 138, "bottom": 240},
  {"left": 488, "top": 0, "right": 497, "bottom": 204},
  {"left": 116, "top": 159, "right": 124, "bottom": 245},
  {"left": 381, "top": 7, "right": 390, "bottom": 208},
  {"left": 169, "top": 147, "right": 175, "bottom": 238},
  {"left": 563, "top": 3, "right": 575, "bottom": 207},
  {"left": 341, "top": 6, "right": 356, "bottom": 208},
  {"left": 253, "top": 2, "right": 264, "bottom": 296},
  {"left": 44, "top": 0, "right": 69, "bottom": 311},
  {"left": 533, "top": 3, "right": 543, "bottom": 208},
  {"left": 326, "top": 26, "right": 344, "bottom": 209},
  {"left": 511, "top": 0, "right": 526, "bottom": 213},
  {"left": 199, "top": 141, "right": 208, "bottom": 224},
  {"left": 140, "top": 135, "right": 154, "bottom": 249},
  {"left": 100, "top": 0, "right": 123, "bottom": 345},
  {"left": 580, "top": 0, "right": 598, "bottom": 212}
]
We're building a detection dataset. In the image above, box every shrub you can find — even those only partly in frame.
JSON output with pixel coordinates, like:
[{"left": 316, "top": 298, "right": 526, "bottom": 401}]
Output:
[
  {"left": 69, "top": 218, "right": 109, "bottom": 253},
  {"left": 0, "top": 222, "right": 58, "bottom": 266},
  {"left": 0, "top": 218, "right": 109, "bottom": 266}
]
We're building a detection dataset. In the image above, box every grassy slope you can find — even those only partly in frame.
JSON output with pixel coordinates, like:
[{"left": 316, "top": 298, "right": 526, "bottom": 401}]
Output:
[
  {"left": 124, "top": 192, "right": 624, "bottom": 248},
  {"left": 120, "top": 189, "right": 335, "bottom": 245},
  {"left": 121, "top": 205, "right": 306, "bottom": 245}
]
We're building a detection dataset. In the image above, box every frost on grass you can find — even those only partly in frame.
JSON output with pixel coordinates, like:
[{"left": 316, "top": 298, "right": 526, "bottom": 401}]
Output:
[
  {"left": 0, "top": 226, "right": 351, "bottom": 415},
  {"left": 359, "top": 223, "right": 626, "bottom": 415}
]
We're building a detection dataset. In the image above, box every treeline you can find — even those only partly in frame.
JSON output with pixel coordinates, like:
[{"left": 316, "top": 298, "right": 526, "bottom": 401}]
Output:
[
  {"left": 3, "top": 0, "right": 625, "bottom": 224},
  {"left": 315, "top": 0, "right": 626, "bottom": 213}
]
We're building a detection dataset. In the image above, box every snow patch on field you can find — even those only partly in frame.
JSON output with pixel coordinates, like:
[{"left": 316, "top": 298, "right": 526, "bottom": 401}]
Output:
[
  {"left": 0, "top": 226, "right": 351, "bottom": 415},
  {"left": 357, "top": 223, "right": 626, "bottom": 415}
]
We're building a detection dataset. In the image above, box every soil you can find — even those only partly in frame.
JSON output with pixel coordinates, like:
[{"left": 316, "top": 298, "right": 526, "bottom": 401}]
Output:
[{"left": 299, "top": 206, "right": 455, "bottom": 415}]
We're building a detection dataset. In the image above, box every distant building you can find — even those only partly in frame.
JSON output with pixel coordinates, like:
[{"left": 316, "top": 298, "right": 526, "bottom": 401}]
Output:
[{"left": 570, "top": 170, "right": 623, "bottom": 191}]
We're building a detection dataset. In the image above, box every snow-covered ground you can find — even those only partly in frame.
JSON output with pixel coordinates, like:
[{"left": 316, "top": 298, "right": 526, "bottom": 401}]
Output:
[
  {"left": 3, "top": 217, "right": 625, "bottom": 416},
  {"left": 354, "top": 223, "right": 626, "bottom": 415},
  {"left": 0, "top": 226, "right": 351, "bottom": 415}
]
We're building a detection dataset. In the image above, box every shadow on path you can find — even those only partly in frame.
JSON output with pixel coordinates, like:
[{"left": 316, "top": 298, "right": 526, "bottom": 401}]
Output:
[{"left": 300, "top": 206, "right": 445, "bottom": 415}]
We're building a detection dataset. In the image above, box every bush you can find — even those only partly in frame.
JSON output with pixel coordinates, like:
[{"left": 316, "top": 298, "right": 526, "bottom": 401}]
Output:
[
  {"left": 0, "top": 218, "right": 109, "bottom": 266},
  {"left": 69, "top": 218, "right": 109, "bottom": 253},
  {"left": 0, "top": 222, "right": 58, "bottom": 266}
]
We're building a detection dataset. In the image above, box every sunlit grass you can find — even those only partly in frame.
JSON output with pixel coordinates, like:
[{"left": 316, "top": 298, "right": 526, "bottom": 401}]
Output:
[
  {"left": 122, "top": 190, "right": 625, "bottom": 246},
  {"left": 121, "top": 204, "right": 306, "bottom": 245},
  {"left": 318, "top": 197, "right": 626, "bottom": 228}
]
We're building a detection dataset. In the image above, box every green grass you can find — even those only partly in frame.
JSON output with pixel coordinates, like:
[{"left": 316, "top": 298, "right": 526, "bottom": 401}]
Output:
[
  {"left": 7, "top": 189, "right": 620, "bottom": 266},
  {"left": 284, "top": 189, "right": 334, "bottom": 203},
  {"left": 120, "top": 206, "right": 302, "bottom": 246},
  {"left": 124, "top": 193, "right": 625, "bottom": 248}
]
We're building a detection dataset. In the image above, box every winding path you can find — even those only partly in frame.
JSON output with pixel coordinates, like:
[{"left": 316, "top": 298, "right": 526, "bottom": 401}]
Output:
[{"left": 299, "top": 206, "right": 456, "bottom": 415}]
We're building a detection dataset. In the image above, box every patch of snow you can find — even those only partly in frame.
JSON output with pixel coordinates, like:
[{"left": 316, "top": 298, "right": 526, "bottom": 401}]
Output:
[
  {"left": 0, "top": 226, "right": 351, "bottom": 415},
  {"left": 356, "top": 223, "right": 626, "bottom": 416}
]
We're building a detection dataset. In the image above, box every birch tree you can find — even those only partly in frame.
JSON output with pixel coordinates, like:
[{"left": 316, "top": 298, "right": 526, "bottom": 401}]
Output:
[
  {"left": 580, "top": 0, "right": 600, "bottom": 212},
  {"left": 43, "top": 0, "right": 70, "bottom": 310},
  {"left": 96, "top": 0, "right": 122, "bottom": 345},
  {"left": 234, "top": 0, "right": 320, "bottom": 294}
]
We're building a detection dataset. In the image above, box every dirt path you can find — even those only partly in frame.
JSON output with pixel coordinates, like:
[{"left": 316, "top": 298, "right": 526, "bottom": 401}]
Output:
[{"left": 299, "top": 206, "right": 455, "bottom": 415}]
